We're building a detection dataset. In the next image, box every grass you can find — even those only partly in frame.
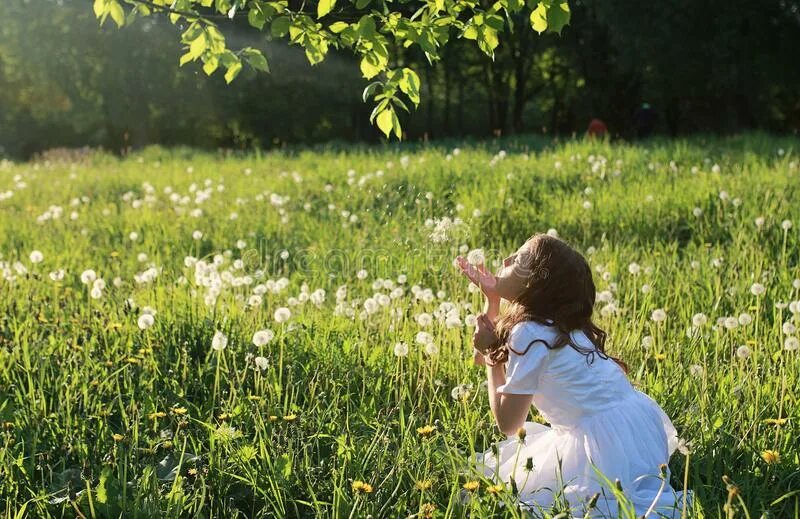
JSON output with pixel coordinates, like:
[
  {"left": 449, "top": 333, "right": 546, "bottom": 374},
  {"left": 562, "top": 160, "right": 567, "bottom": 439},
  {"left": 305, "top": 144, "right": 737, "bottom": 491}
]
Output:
[{"left": 0, "top": 132, "right": 798, "bottom": 517}]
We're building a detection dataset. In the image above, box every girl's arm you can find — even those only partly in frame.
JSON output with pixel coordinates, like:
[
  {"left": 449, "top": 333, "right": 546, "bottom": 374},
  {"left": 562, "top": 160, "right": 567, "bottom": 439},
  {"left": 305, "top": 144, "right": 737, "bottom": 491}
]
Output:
[{"left": 486, "top": 363, "right": 534, "bottom": 436}]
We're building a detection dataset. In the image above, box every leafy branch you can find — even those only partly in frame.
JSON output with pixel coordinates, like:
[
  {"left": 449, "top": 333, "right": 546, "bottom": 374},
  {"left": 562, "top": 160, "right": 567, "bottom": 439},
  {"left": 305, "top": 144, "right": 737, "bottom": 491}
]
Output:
[{"left": 92, "top": 0, "right": 571, "bottom": 139}]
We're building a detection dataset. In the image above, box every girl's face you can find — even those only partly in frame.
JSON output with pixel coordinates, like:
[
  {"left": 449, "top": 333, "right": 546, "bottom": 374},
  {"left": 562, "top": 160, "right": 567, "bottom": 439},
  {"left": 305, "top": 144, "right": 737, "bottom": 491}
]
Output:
[{"left": 493, "top": 241, "right": 535, "bottom": 301}]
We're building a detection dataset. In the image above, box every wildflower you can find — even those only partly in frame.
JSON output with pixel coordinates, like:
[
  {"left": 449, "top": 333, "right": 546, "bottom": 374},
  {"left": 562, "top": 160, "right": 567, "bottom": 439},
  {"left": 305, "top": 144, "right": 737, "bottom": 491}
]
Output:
[
  {"left": 692, "top": 207, "right": 703, "bottom": 218},
  {"left": 750, "top": 283, "right": 766, "bottom": 296},
  {"left": 424, "top": 342, "right": 439, "bottom": 356},
  {"left": 724, "top": 317, "right": 739, "bottom": 330},
  {"left": 393, "top": 342, "right": 409, "bottom": 357},
  {"left": 148, "top": 411, "right": 167, "bottom": 420},
  {"left": 763, "top": 418, "right": 788, "bottom": 426},
  {"left": 761, "top": 450, "right": 780, "bottom": 464},
  {"left": 49, "top": 269, "right": 65, "bottom": 281},
  {"left": 651, "top": 309, "right": 667, "bottom": 323},
  {"left": 738, "top": 313, "right": 752, "bottom": 326},
  {"left": 462, "top": 481, "right": 480, "bottom": 492},
  {"left": 417, "top": 424, "right": 436, "bottom": 437},
  {"left": 29, "top": 250, "right": 44, "bottom": 263},
  {"left": 641, "top": 335, "right": 654, "bottom": 349},
  {"left": 137, "top": 313, "right": 154, "bottom": 330},
  {"left": 252, "top": 329, "right": 275, "bottom": 346},
  {"left": 736, "top": 345, "right": 751, "bottom": 359},
  {"left": 351, "top": 480, "right": 374, "bottom": 494},
  {"left": 692, "top": 313, "right": 708, "bottom": 327},
  {"left": 171, "top": 407, "right": 188, "bottom": 415},
  {"left": 283, "top": 414, "right": 297, "bottom": 421},
  {"left": 784, "top": 337, "right": 799, "bottom": 351},
  {"left": 211, "top": 331, "right": 228, "bottom": 351},
  {"left": 677, "top": 438, "right": 693, "bottom": 455},
  {"left": 80, "top": 269, "right": 97, "bottom": 285},
  {"left": 274, "top": 307, "right": 291, "bottom": 323},
  {"left": 781, "top": 220, "right": 792, "bottom": 231},
  {"left": 628, "top": 262, "right": 641, "bottom": 275},
  {"left": 755, "top": 216, "right": 765, "bottom": 228},
  {"left": 415, "top": 331, "right": 433, "bottom": 345},
  {"left": 415, "top": 479, "right": 433, "bottom": 491},
  {"left": 466, "top": 249, "right": 485, "bottom": 266},
  {"left": 487, "top": 484, "right": 504, "bottom": 495},
  {"left": 419, "top": 503, "right": 436, "bottom": 518},
  {"left": 689, "top": 364, "right": 704, "bottom": 377},
  {"left": 254, "top": 356, "right": 268, "bottom": 370},
  {"left": 356, "top": 269, "right": 368, "bottom": 279},
  {"left": 112, "top": 433, "right": 124, "bottom": 442}
]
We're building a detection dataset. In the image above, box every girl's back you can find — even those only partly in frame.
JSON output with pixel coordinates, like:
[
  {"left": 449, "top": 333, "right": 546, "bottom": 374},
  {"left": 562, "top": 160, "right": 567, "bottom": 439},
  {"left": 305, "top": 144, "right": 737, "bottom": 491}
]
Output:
[{"left": 501, "top": 320, "right": 636, "bottom": 428}]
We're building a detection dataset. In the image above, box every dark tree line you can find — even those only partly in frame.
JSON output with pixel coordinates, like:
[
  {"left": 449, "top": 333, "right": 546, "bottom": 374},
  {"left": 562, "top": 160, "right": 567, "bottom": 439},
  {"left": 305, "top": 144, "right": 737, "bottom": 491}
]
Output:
[{"left": 1, "top": 0, "right": 798, "bottom": 158}]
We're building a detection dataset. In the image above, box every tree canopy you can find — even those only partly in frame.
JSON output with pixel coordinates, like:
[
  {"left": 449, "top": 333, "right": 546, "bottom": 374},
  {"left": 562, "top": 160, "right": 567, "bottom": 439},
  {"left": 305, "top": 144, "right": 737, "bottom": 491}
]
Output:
[{"left": 91, "top": 0, "right": 571, "bottom": 138}]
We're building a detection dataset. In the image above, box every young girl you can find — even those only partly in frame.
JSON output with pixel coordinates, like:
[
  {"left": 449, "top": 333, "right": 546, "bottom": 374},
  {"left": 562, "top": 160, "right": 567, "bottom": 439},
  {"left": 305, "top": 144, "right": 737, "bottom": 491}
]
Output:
[{"left": 456, "top": 233, "right": 690, "bottom": 518}]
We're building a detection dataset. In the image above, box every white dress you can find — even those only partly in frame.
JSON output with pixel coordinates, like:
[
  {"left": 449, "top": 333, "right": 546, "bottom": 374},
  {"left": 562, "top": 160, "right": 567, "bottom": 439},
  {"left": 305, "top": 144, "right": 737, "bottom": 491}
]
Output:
[{"left": 476, "top": 321, "right": 691, "bottom": 518}]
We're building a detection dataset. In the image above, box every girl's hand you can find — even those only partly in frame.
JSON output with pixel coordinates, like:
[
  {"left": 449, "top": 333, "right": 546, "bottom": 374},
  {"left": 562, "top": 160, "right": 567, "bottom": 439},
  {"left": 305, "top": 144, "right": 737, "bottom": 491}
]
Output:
[
  {"left": 472, "top": 313, "right": 500, "bottom": 354},
  {"left": 456, "top": 256, "right": 500, "bottom": 305}
]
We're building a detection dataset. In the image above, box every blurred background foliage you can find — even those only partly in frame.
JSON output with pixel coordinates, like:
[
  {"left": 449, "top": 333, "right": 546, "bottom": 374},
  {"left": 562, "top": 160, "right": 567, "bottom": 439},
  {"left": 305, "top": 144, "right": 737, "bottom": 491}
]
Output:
[{"left": 1, "top": 0, "right": 798, "bottom": 158}]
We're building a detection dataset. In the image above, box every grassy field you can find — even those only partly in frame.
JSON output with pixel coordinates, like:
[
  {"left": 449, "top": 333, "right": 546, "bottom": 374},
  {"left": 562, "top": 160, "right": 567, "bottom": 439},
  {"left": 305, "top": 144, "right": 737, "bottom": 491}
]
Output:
[{"left": 0, "top": 133, "right": 798, "bottom": 518}]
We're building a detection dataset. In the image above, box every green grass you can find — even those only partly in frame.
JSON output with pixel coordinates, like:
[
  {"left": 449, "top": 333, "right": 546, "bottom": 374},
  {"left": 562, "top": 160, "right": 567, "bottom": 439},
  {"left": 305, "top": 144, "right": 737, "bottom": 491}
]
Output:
[{"left": 0, "top": 133, "right": 798, "bottom": 518}]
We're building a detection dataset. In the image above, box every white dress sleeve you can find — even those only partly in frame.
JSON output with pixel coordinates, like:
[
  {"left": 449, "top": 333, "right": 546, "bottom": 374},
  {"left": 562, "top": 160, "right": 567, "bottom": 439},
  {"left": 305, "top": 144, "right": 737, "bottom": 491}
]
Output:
[{"left": 496, "top": 322, "right": 551, "bottom": 395}]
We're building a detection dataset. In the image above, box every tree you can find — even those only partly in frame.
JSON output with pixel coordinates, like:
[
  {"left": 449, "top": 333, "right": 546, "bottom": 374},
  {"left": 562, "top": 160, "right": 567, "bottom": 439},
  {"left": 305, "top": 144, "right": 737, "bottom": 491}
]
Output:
[{"left": 91, "top": 0, "right": 571, "bottom": 138}]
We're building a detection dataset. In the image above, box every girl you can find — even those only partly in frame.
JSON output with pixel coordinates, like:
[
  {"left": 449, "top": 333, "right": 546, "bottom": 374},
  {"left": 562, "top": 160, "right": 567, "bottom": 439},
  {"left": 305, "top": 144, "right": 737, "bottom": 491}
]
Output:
[{"left": 456, "top": 233, "right": 690, "bottom": 518}]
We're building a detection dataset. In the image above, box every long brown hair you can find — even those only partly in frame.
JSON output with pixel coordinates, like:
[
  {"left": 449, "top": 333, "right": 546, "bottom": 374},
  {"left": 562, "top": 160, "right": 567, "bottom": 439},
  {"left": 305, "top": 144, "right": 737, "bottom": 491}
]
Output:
[{"left": 486, "top": 233, "right": 628, "bottom": 373}]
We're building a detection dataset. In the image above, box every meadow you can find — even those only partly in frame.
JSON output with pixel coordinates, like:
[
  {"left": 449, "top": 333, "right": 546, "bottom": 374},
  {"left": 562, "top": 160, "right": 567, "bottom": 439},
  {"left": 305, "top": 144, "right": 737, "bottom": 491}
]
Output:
[{"left": 0, "top": 133, "right": 798, "bottom": 518}]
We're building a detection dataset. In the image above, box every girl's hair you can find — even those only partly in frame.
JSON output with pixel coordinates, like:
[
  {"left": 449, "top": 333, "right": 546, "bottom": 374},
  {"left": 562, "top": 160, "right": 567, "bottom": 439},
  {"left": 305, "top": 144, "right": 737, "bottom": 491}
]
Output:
[{"left": 487, "top": 233, "right": 628, "bottom": 374}]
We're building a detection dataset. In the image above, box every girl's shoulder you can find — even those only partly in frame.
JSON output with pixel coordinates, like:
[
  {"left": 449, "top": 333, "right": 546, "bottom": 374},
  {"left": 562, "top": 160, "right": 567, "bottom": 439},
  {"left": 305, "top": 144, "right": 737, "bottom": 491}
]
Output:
[{"left": 508, "top": 320, "right": 560, "bottom": 353}]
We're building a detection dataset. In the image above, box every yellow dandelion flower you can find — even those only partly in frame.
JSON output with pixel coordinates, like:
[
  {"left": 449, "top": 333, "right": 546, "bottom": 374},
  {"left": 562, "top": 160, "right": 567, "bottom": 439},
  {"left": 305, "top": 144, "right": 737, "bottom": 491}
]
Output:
[
  {"left": 283, "top": 414, "right": 297, "bottom": 422},
  {"left": 171, "top": 407, "right": 188, "bottom": 416},
  {"left": 654, "top": 353, "right": 667, "bottom": 361},
  {"left": 268, "top": 415, "right": 278, "bottom": 421},
  {"left": 763, "top": 418, "right": 788, "bottom": 426},
  {"left": 247, "top": 395, "right": 262, "bottom": 401},
  {"left": 462, "top": 480, "right": 479, "bottom": 492},
  {"left": 487, "top": 484, "right": 504, "bottom": 495},
  {"left": 351, "top": 480, "right": 374, "bottom": 494},
  {"left": 148, "top": 411, "right": 167, "bottom": 420},
  {"left": 414, "top": 479, "right": 433, "bottom": 491},
  {"left": 420, "top": 502, "right": 436, "bottom": 518},
  {"left": 761, "top": 450, "right": 780, "bottom": 464},
  {"left": 112, "top": 433, "right": 124, "bottom": 442},
  {"left": 110, "top": 251, "right": 120, "bottom": 258},
  {"left": 416, "top": 424, "right": 436, "bottom": 438},
  {"left": 217, "top": 412, "right": 230, "bottom": 421},
  {"left": 126, "top": 357, "right": 140, "bottom": 364},
  {"left": 162, "top": 440, "right": 173, "bottom": 449},
  {"left": 187, "top": 467, "right": 198, "bottom": 476}
]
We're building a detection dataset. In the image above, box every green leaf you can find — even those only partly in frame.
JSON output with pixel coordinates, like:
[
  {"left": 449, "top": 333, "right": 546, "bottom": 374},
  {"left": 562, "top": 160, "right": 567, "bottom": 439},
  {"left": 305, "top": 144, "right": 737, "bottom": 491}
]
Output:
[
  {"left": 203, "top": 55, "right": 220, "bottom": 75},
  {"left": 375, "top": 108, "right": 393, "bottom": 138},
  {"left": 359, "top": 54, "right": 381, "bottom": 79},
  {"left": 271, "top": 16, "right": 291, "bottom": 37},
  {"left": 355, "top": 0, "right": 370, "bottom": 8},
  {"left": 275, "top": 453, "right": 292, "bottom": 479},
  {"left": 399, "top": 68, "right": 420, "bottom": 106},
  {"left": 108, "top": 0, "right": 125, "bottom": 27},
  {"left": 329, "top": 21, "right": 349, "bottom": 33},
  {"left": 462, "top": 25, "right": 478, "bottom": 40},
  {"left": 357, "top": 15, "right": 375, "bottom": 38},
  {"left": 546, "top": 1, "right": 570, "bottom": 34},
  {"left": 362, "top": 81, "right": 381, "bottom": 103},
  {"left": 248, "top": 7, "right": 266, "bottom": 29},
  {"left": 242, "top": 48, "right": 269, "bottom": 72},
  {"left": 93, "top": 0, "right": 106, "bottom": 17},
  {"left": 317, "top": 0, "right": 336, "bottom": 18},
  {"left": 189, "top": 32, "right": 207, "bottom": 59},
  {"left": 391, "top": 108, "right": 402, "bottom": 139},
  {"left": 224, "top": 61, "right": 243, "bottom": 83},
  {"left": 179, "top": 51, "right": 194, "bottom": 66},
  {"left": 530, "top": 2, "right": 547, "bottom": 33},
  {"left": 96, "top": 468, "right": 110, "bottom": 504}
]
